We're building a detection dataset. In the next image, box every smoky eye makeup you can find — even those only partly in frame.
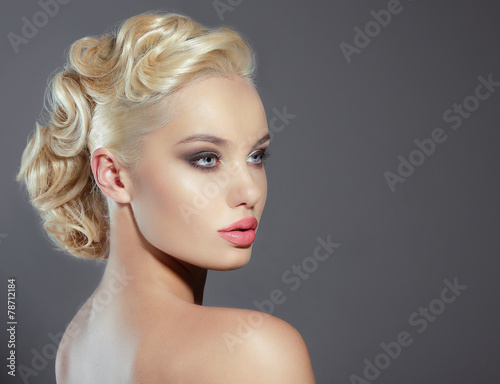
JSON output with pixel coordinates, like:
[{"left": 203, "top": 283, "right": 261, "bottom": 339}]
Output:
[
  {"left": 184, "top": 147, "right": 271, "bottom": 172},
  {"left": 187, "top": 151, "right": 221, "bottom": 171},
  {"left": 248, "top": 148, "right": 270, "bottom": 165}
]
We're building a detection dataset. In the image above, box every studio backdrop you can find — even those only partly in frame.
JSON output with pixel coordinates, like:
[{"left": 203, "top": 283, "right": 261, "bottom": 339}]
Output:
[{"left": 1, "top": 0, "right": 499, "bottom": 383}]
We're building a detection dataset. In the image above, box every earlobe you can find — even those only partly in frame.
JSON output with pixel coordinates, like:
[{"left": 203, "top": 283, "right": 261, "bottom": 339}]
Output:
[{"left": 91, "top": 148, "right": 132, "bottom": 204}]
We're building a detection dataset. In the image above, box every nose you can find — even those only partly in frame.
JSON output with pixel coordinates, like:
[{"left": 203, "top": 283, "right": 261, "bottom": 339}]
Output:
[{"left": 226, "top": 160, "right": 265, "bottom": 209}]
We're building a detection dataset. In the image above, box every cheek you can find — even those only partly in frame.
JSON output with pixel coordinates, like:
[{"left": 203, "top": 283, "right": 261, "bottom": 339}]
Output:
[
  {"left": 131, "top": 166, "right": 222, "bottom": 254},
  {"left": 256, "top": 170, "right": 268, "bottom": 212}
]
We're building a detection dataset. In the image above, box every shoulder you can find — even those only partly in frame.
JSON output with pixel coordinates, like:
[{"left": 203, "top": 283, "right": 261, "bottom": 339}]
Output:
[
  {"left": 54, "top": 298, "right": 93, "bottom": 383},
  {"left": 223, "top": 309, "right": 316, "bottom": 384},
  {"left": 135, "top": 306, "right": 315, "bottom": 383}
]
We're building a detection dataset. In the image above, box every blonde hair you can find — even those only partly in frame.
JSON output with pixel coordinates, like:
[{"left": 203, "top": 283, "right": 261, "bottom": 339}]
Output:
[{"left": 16, "top": 11, "right": 256, "bottom": 260}]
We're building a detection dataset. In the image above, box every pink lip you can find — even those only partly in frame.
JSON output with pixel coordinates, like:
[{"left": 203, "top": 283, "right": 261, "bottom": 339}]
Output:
[{"left": 218, "top": 217, "right": 258, "bottom": 246}]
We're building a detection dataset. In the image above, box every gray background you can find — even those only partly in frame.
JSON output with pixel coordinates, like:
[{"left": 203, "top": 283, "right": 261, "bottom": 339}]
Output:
[{"left": 1, "top": 0, "right": 500, "bottom": 383}]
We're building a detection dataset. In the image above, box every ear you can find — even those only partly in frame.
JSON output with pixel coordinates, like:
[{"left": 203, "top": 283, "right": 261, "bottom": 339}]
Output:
[{"left": 91, "top": 148, "right": 133, "bottom": 204}]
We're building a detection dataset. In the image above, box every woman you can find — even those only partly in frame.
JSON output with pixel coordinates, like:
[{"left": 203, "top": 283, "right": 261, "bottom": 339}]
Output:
[{"left": 17, "top": 11, "right": 315, "bottom": 383}]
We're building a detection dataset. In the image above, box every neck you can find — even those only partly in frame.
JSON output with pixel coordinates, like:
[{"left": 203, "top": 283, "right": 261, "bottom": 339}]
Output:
[{"left": 101, "top": 203, "right": 207, "bottom": 305}]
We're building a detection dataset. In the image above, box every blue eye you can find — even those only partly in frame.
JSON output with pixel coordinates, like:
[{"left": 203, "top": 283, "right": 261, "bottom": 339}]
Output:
[
  {"left": 189, "top": 152, "right": 220, "bottom": 171},
  {"left": 248, "top": 149, "right": 270, "bottom": 165},
  {"left": 188, "top": 149, "right": 270, "bottom": 172}
]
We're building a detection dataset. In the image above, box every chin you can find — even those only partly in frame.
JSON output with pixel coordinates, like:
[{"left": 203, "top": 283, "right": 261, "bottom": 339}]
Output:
[{"left": 208, "top": 248, "right": 253, "bottom": 271}]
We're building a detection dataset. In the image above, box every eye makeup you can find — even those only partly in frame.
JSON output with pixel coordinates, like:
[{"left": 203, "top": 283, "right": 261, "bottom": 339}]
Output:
[{"left": 186, "top": 148, "right": 270, "bottom": 172}]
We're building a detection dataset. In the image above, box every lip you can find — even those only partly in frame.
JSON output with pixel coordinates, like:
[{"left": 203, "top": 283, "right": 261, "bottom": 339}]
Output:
[
  {"left": 218, "top": 217, "right": 258, "bottom": 246},
  {"left": 218, "top": 217, "right": 258, "bottom": 232}
]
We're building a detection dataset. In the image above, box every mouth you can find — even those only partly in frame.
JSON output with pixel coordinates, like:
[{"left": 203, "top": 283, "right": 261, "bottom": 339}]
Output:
[
  {"left": 218, "top": 217, "right": 258, "bottom": 246},
  {"left": 218, "top": 217, "right": 258, "bottom": 232},
  {"left": 217, "top": 229, "right": 256, "bottom": 246}
]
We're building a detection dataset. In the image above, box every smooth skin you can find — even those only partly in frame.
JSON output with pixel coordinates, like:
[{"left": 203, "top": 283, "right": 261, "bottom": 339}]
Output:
[{"left": 55, "top": 76, "right": 316, "bottom": 383}]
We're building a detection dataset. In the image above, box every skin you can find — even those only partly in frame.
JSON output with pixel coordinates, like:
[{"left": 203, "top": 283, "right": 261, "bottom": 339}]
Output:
[{"left": 55, "top": 76, "right": 316, "bottom": 383}]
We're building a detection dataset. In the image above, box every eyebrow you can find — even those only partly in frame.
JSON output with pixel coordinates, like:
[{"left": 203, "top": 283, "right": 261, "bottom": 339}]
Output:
[{"left": 176, "top": 133, "right": 271, "bottom": 148}]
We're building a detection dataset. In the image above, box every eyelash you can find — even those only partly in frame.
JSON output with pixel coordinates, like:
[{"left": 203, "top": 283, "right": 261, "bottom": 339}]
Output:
[{"left": 189, "top": 149, "right": 270, "bottom": 171}]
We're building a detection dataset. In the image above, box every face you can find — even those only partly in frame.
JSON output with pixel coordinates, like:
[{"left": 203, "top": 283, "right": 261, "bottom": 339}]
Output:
[{"left": 129, "top": 76, "right": 270, "bottom": 271}]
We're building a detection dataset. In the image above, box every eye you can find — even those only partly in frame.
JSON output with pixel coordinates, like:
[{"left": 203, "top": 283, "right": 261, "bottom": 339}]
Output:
[
  {"left": 248, "top": 149, "right": 270, "bottom": 166},
  {"left": 189, "top": 152, "right": 221, "bottom": 171}
]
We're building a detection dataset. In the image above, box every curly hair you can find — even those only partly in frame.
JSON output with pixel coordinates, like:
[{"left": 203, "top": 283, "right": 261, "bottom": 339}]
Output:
[{"left": 16, "top": 11, "right": 256, "bottom": 260}]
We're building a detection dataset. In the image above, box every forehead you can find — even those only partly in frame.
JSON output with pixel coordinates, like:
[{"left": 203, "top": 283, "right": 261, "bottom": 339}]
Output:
[{"left": 153, "top": 76, "right": 268, "bottom": 145}]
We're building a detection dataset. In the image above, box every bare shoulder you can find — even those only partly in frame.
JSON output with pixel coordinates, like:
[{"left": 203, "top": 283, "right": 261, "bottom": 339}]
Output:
[
  {"left": 221, "top": 308, "right": 316, "bottom": 384},
  {"left": 54, "top": 298, "right": 93, "bottom": 383},
  {"left": 135, "top": 306, "right": 315, "bottom": 383}
]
